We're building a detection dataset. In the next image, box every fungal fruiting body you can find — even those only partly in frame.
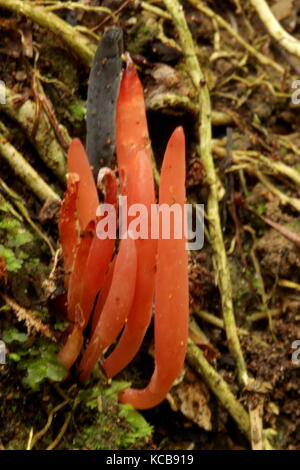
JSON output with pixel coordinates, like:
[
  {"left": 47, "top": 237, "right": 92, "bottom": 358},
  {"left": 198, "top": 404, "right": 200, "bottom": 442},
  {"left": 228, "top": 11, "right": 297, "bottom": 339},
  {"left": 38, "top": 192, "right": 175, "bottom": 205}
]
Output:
[
  {"left": 58, "top": 139, "right": 117, "bottom": 369},
  {"left": 58, "top": 58, "right": 189, "bottom": 409},
  {"left": 119, "top": 127, "right": 189, "bottom": 409},
  {"left": 78, "top": 236, "right": 137, "bottom": 381},
  {"left": 103, "top": 63, "right": 157, "bottom": 378}
]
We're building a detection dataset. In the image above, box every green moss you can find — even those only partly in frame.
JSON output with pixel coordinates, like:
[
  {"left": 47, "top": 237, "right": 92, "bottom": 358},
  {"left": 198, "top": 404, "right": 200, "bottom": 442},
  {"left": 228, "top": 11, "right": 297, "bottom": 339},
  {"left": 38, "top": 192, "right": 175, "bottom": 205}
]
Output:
[
  {"left": 70, "top": 381, "right": 153, "bottom": 450},
  {"left": 19, "top": 344, "right": 66, "bottom": 390}
]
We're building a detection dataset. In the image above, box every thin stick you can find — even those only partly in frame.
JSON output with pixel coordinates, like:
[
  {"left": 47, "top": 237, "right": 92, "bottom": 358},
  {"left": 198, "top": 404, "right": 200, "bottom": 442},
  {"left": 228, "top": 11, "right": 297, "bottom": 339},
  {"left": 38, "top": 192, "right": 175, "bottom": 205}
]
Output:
[
  {"left": 46, "top": 412, "right": 72, "bottom": 450},
  {"left": 277, "top": 279, "right": 300, "bottom": 292},
  {"left": 254, "top": 169, "right": 300, "bottom": 213},
  {"left": 249, "top": 401, "right": 264, "bottom": 450},
  {"left": 29, "top": 400, "right": 69, "bottom": 450},
  {"left": 44, "top": 1, "right": 116, "bottom": 21},
  {"left": 194, "top": 310, "right": 270, "bottom": 347},
  {"left": 162, "top": 0, "right": 248, "bottom": 387},
  {"left": 141, "top": 1, "right": 171, "bottom": 19},
  {"left": 3, "top": 88, "right": 67, "bottom": 182},
  {"left": 145, "top": 91, "right": 234, "bottom": 125},
  {"left": 247, "top": 308, "right": 282, "bottom": 323},
  {"left": 250, "top": 0, "right": 300, "bottom": 59},
  {"left": 213, "top": 143, "right": 300, "bottom": 187},
  {"left": 0, "top": 131, "right": 60, "bottom": 202},
  {"left": 187, "top": 339, "right": 251, "bottom": 441},
  {"left": 26, "top": 428, "right": 34, "bottom": 451}
]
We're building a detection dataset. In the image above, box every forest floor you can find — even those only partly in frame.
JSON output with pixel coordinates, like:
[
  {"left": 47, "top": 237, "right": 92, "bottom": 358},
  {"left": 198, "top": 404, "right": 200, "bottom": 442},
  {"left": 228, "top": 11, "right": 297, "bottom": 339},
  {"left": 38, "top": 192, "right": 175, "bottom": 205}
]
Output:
[{"left": 0, "top": 0, "right": 299, "bottom": 451}]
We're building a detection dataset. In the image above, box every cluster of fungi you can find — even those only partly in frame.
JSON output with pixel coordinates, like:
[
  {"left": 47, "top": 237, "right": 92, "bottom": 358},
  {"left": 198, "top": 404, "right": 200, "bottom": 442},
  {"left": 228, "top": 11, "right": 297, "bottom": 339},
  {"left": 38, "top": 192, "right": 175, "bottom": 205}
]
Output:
[{"left": 57, "top": 59, "right": 189, "bottom": 410}]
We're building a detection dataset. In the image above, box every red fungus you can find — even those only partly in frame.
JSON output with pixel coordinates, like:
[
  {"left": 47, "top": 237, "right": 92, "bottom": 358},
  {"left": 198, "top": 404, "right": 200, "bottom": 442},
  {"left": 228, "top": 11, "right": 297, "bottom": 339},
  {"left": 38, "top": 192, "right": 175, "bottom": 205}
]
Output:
[
  {"left": 103, "top": 63, "right": 156, "bottom": 377},
  {"left": 78, "top": 237, "right": 137, "bottom": 381},
  {"left": 67, "top": 221, "right": 94, "bottom": 324},
  {"left": 77, "top": 169, "right": 117, "bottom": 329},
  {"left": 91, "top": 257, "right": 116, "bottom": 334},
  {"left": 58, "top": 59, "right": 189, "bottom": 409},
  {"left": 67, "top": 138, "right": 99, "bottom": 230},
  {"left": 58, "top": 142, "right": 116, "bottom": 367},
  {"left": 119, "top": 127, "right": 189, "bottom": 409},
  {"left": 58, "top": 324, "right": 84, "bottom": 371}
]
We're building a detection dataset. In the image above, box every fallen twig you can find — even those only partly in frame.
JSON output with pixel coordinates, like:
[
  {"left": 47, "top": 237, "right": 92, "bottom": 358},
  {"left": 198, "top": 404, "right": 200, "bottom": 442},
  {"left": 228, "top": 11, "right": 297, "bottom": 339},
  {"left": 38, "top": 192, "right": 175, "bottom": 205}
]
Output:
[
  {"left": 194, "top": 310, "right": 270, "bottom": 347},
  {"left": 249, "top": 0, "right": 300, "bottom": 60},
  {"left": 43, "top": 0, "right": 116, "bottom": 21},
  {"left": 145, "top": 91, "right": 234, "bottom": 125},
  {"left": 29, "top": 399, "right": 69, "bottom": 450},
  {"left": 0, "top": 127, "right": 60, "bottom": 202},
  {"left": 187, "top": 339, "right": 251, "bottom": 441},
  {"left": 246, "top": 308, "right": 282, "bottom": 323},
  {"left": 249, "top": 401, "right": 264, "bottom": 450},
  {"left": 254, "top": 169, "right": 300, "bottom": 213},
  {"left": 2, "top": 88, "right": 68, "bottom": 182},
  {"left": 46, "top": 411, "right": 72, "bottom": 450},
  {"left": 277, "top": 279, "right": 300, "bottom": 292}
]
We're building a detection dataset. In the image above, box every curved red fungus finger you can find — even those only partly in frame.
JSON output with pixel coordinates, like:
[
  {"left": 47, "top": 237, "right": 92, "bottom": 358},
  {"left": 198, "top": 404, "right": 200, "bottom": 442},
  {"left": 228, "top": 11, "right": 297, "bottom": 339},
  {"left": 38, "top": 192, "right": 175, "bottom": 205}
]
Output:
[
  {"left": 59, "top": 223, "right": 96, "bottom": 368},
  {"left": 115, "top": 59, "right": 151, "bottom": 158},
  {"left": 91, "top": 256, "right": 116, "bottom": 335},
  {"left": 67, "top": 222, "right": 95, "bottom": 323},
  {"left": 78, "top": 237, "right": 137, "bottom": 382},
  {"left": 58, "top": 325, "right": 84, "bottom": 370},
  {"left": 103, "top": 149, "right": 156, "bottom": 377},
  {"left": 67, "top": 138, "right": 99, "bottom": 230},
  {"left": 103, "top": 63, "right": 156, "bottom": 377},
  {"left": 58, "top": 173, "right": 79, "bottom": 289},
  {"left": 78, "top": 169, "right": 118, "bottom": 329},
  {"left": 119, "top": 127, "right": 189, "bottom": 409}
]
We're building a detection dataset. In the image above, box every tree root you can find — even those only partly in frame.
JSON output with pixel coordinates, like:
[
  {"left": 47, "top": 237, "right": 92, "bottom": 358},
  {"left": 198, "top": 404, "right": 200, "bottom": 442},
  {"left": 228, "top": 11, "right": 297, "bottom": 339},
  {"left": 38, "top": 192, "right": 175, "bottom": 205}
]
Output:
[{"left": 0, "top": 126, "right": 60, "bottom": 202}]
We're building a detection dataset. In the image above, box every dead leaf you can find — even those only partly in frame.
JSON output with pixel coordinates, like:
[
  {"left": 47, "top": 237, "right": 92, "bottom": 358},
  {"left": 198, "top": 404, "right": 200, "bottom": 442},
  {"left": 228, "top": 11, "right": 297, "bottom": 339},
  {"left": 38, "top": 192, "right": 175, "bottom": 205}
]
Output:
[{"left": 168, "top": 368, "right": 212, "bottom": 431}]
